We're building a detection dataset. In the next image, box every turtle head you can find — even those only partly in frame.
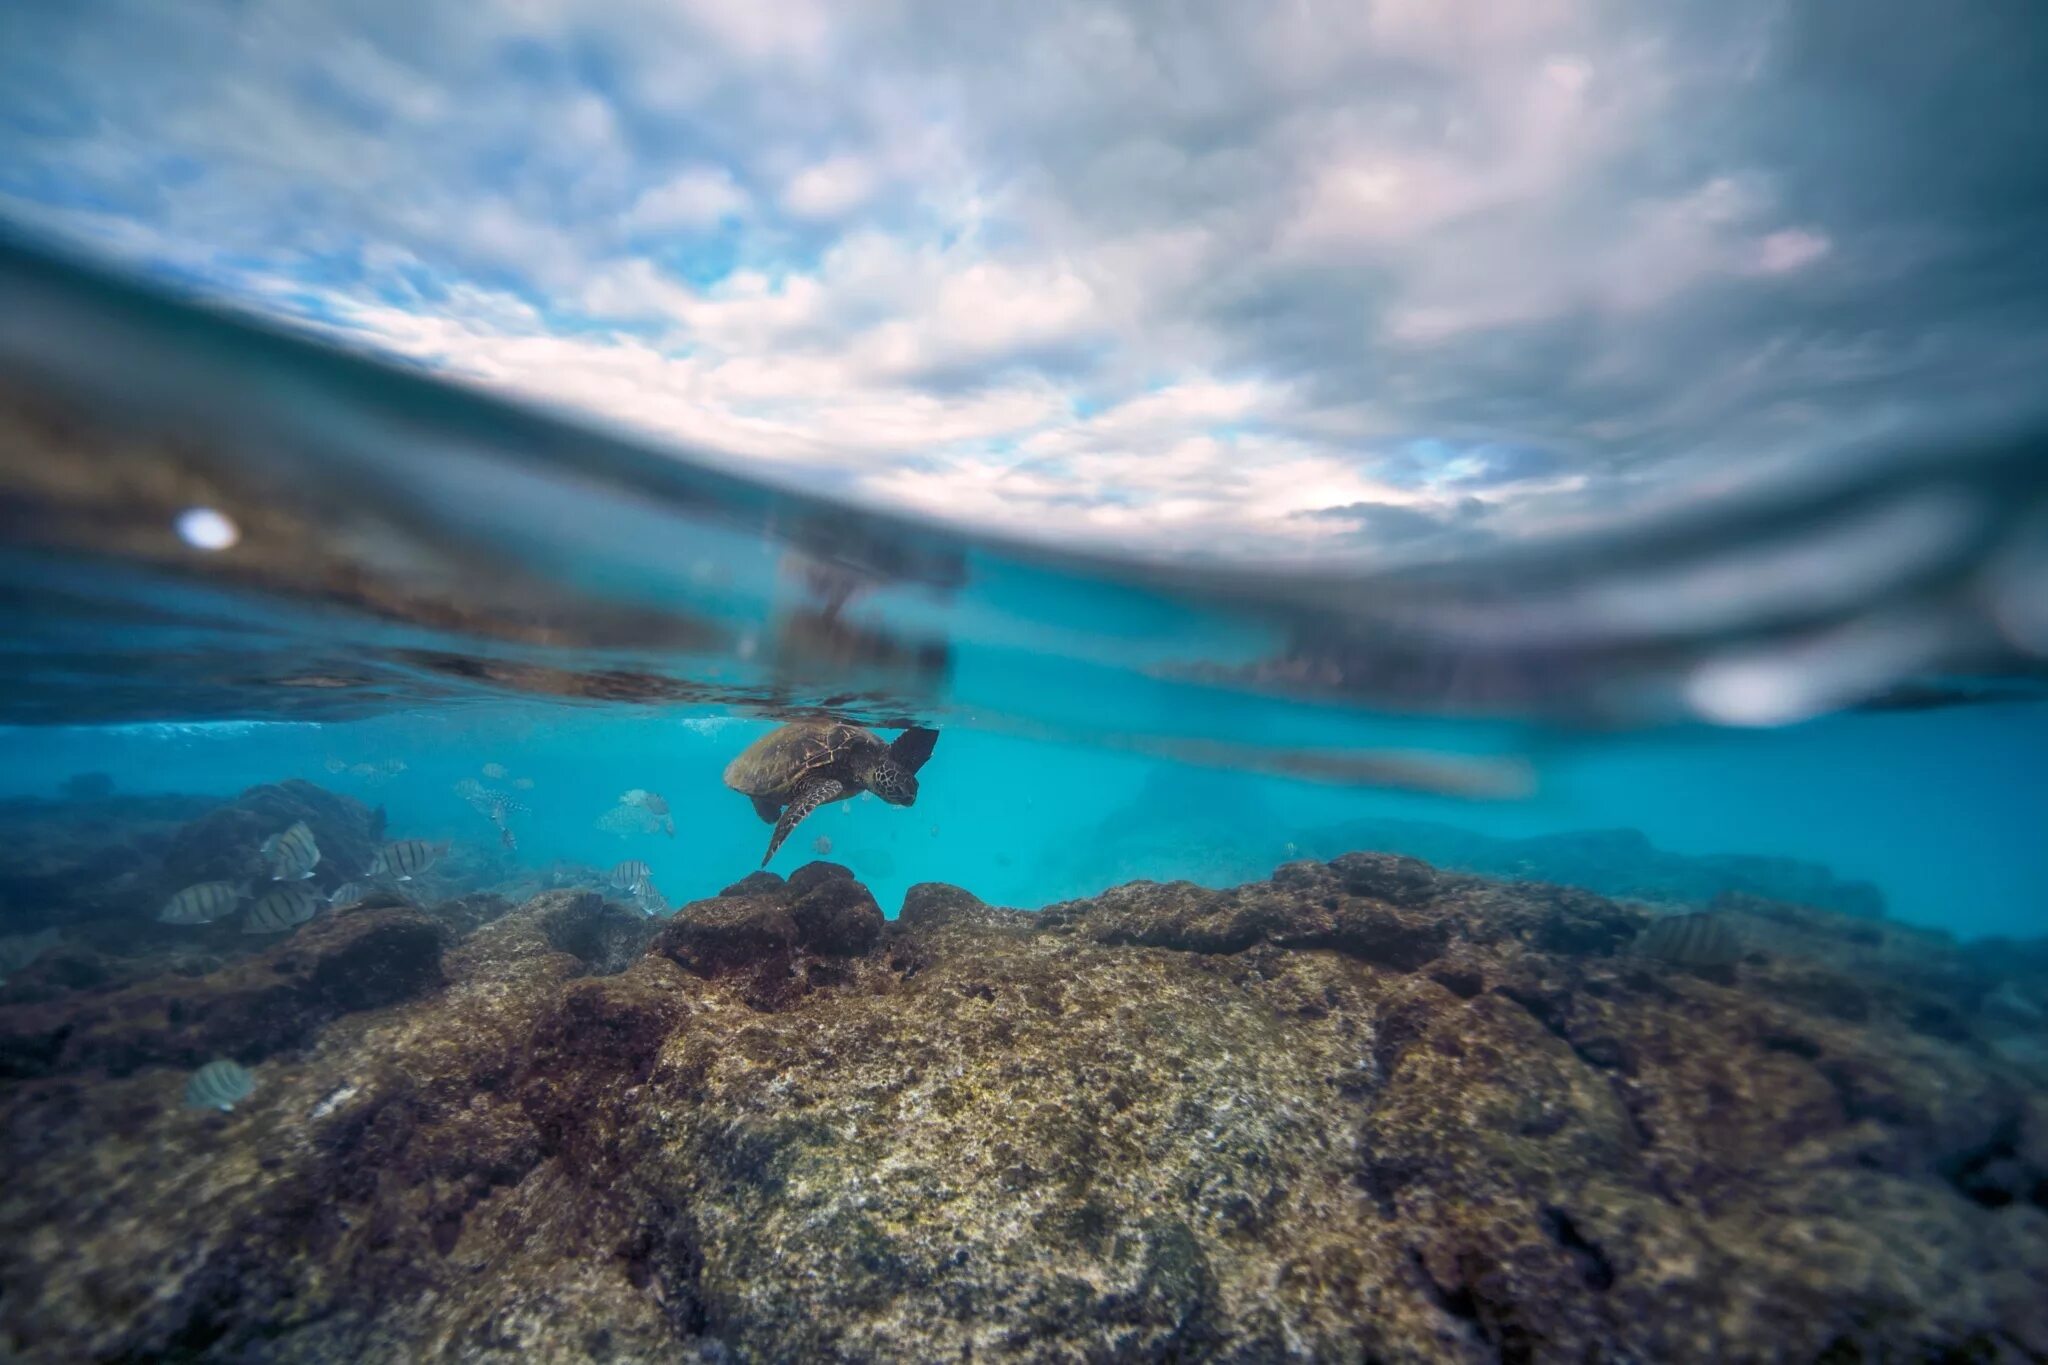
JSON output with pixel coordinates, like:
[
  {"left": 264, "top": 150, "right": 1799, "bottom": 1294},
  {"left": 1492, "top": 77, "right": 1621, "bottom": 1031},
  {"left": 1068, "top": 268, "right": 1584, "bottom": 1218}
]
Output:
[{"left": 862, "top": 754, "right": 918, "bottom": 806}]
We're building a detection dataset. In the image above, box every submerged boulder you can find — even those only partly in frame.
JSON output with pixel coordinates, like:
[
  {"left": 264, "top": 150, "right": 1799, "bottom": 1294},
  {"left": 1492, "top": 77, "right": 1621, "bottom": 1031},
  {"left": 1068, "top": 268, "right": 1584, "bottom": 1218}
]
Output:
[
  {"left": 650, "top": 861, "right": 885, "bottom": 1009},
  {"left": 784, "top": 861, "right": 885, "bottom": 956}
]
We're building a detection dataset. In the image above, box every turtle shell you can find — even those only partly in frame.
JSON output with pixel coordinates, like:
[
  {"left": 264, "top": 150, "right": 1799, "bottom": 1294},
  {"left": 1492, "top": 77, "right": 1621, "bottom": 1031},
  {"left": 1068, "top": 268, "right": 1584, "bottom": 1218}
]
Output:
[{"left": 722, "top": 721, "right": 879, "bottom": 798}]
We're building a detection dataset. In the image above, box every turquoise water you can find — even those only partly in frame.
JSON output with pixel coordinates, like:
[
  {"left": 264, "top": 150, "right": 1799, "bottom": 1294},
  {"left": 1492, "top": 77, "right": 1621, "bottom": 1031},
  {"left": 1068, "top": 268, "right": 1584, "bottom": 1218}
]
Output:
[{"left": 5, "top": 696, "right": 2046, "bottom": 938}]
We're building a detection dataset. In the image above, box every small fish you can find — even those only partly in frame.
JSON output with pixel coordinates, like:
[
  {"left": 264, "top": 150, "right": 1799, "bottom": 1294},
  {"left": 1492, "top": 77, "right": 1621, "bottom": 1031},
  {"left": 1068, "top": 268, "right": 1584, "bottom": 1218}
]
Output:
[
  {"left": 595, "top": 804, "right": 660, "bottom": 838},
  {"left": 323, "top": 756, "right": 349, "bottom": 774},
  {"left": 350, "top": 763, "right": 379, "bottom": 777},
  {"left": 0, "top": 927, "right": 62, "bottom": 978},
  {"left": 609, "top": 859, "right": 652, "bottom": 892},
  {"left": 185, "top": 1059, "right": 256, "bottom": 1112},
  {"left": 634, "top": 879, "right": 669, "bottom": 917},
  {"left": 481, "top": 762, "right": 509, "bottom": 779},
  {"left": 260, "top": 821, "right": 321, "bottom": 880},
  {"left": 482, "top": 794, "right": 526, "bottom": 847},
  {"left": 1636, "top": 912, "right": 1743, "bottom": 969},
  {"left": 462, "top": 780, "right": 525, "bottom": 821},
  {"left": 811, "top": 834, "right": 833, "bottom": 855},
  {"left": 378, "top": 758, "right": 408, "bottom": 775},
  {"left": 244, "top": 884, "right": 324, "bottom": 934},
  {"left": 511, "top": 776, "right": 535, "bottom": 790},
  {"left": 327, "top": 881, "right": 375, "bottom": 906},
  {"left": 618, "top": 789, "right": 675, "bottom": 836},
  {"left": 159, "top": 881, "right": 246, "bottom": 925},
  {"left": 369, "top": 838, "right": 448, "bottom": 880}
]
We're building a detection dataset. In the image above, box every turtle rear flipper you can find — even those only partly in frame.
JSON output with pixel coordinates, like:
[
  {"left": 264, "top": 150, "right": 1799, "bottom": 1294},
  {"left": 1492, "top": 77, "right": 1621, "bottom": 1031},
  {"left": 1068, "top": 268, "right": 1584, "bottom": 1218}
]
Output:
[
  {"left": 889, "top": 727, "right": 939, "bottom": 774},
  {"left": 763, "top": 779, "right": 844, "bottom": 866},
  {"left": 750, "top": 794, "right": 782, "bottom": 825}
]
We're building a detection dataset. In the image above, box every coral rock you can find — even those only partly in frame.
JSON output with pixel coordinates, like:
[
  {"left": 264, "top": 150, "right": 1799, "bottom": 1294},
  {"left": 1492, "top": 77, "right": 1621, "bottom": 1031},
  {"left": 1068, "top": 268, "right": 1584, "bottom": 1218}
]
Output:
[
  {"left": 652, "top": 896, "right": 799, "bottom": 980},
  {"left": 784, "top": 861, "right": 884, "bottom": 957},
  {"left": 896, "top": 881, "right": 1029, "bottom": 935},
  {"left": 159, "top": 778, "right": 384, "bottom": 895},
  {"left": 520, "top": 962, "right": 692, "bottom": 1175},
  {"left": 0, "top": 905, "right": 445, "bottom": 1079},
  {"left": 1328, "top": 850, "right": 1442, "bottom": 905},
  {"left": 2, "top": 856, "right": 2046, "bottom": 1363},
  {"left": 716, "top": 870, "right": 783, "bottom": 899}
]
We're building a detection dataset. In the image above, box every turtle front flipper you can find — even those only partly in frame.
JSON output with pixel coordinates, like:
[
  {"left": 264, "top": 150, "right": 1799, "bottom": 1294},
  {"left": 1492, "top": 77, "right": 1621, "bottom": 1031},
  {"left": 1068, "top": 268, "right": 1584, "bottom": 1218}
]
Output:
[
  {"left": 763, "top": 779, "right": 844, "bottom": 866},
  {"left": 889, "top": 727, "right": 939, "bottom": 774},
  {"left": 750, "top": 794, "right": 782, "bottom": 825}
]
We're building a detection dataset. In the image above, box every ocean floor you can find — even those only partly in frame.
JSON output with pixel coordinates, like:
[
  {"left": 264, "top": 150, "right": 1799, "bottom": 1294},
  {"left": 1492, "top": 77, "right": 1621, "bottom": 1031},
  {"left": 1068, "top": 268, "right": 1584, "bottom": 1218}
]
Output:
[{"left": 2, "top": 782, "right": 2047, "bottom": 1361}]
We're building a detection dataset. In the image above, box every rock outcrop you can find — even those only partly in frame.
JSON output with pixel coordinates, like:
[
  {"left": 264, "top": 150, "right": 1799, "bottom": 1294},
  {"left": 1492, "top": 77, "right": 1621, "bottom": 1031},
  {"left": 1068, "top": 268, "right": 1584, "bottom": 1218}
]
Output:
[
  {"left": 1298, "top": 818, "right": 1889, "bottom": 919},
  {"left": 0, "top": 904, "right": 447, "bottom": 1079},
  {"left": 0, "top": 781, "right": 389, "bottom": 985},
  {"left": 2, "top": 855, "right": 2044, "bottom": 1362}
]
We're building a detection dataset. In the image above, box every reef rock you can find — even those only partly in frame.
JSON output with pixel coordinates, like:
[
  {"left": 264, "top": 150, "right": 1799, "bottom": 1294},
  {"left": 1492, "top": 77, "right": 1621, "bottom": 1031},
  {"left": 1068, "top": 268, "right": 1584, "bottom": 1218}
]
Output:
[
  {"left": 158, "top": 778, "right": 385, "bottom": 896},
  {"left": 0, "top": 782, "right": 390, "bottom": 989},
  {"left": 1301, "top": 817, "right": 1889, "bottom": 919},
  {"left": 0, "top": 904, "right": 447, "bottom": 1079},
  {"left": 1, "top": 857, "right": 2045, "bottom": 1362},
  {"left": 0, "top": 790, "right": 221, "bottom": 935}
]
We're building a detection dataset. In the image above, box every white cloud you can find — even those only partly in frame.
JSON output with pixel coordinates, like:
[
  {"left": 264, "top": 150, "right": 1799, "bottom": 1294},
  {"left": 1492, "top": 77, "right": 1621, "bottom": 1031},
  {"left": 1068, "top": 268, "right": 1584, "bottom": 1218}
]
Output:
[
  {"left": 626, "top": 166, "right": 748, "bottom": 232},
  {"left": 1750, "top": 227, "right": 1832, "bottom": 275},
  {"left": 675, "top": 0, "right": 835, "bottom": 63},
  {"left": 781, "top": 155, "right": 877, "bottom": 220}
]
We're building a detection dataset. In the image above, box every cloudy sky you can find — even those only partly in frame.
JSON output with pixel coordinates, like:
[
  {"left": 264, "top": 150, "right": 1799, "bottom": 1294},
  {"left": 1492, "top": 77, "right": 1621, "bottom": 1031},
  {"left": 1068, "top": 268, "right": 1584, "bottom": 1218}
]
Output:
[{"left": 1, "top": 1, "right": 2042, "bottom": 560}]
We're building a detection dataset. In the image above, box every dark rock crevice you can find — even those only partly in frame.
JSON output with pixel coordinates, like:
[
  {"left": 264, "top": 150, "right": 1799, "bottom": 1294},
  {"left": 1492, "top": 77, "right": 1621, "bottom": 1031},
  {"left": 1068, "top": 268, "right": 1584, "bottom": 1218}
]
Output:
[
  {"left": 536, "top": 891, "right": 656, "bottom": 976},
  {"left": 1540, "top": 1207, "right": 1616, "bottom": 1292}
]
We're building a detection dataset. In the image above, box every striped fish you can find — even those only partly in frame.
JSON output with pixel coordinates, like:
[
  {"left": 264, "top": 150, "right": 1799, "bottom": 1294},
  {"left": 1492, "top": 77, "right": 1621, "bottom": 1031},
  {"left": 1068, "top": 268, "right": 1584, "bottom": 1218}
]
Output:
[
  {"left": 1636, "top": 912, "right": 1743, "bottom": 969},
  {"left": 633, "top": 879, "right": 668, "bottom": 918},
  {"left": 260, "top": 821, "right": 321, "bottom": 880},
  {"left": 159, "top": 881, "right": 245, "bottom": 925},
  {"left": 243, "top": 884, "right": 324, "bottom": 934},
  {"left": 609, "top": 859, "right": 652, "bottom": 892},
  {"left": 369, "top": 838, "right": 447, "bottom": 880},
  {"left": 327, "top": 880, "right": 375, "bottom": 906},
  {"left": 184, "top": 1059, "right": 256, "bottom": 1112}
]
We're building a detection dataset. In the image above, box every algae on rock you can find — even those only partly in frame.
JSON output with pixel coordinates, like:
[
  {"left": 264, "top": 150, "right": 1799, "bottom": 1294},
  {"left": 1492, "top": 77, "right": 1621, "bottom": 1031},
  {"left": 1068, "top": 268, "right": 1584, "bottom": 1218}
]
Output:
[{"left": 2, "top": 848, "right": 2046, "bottom": 1362}]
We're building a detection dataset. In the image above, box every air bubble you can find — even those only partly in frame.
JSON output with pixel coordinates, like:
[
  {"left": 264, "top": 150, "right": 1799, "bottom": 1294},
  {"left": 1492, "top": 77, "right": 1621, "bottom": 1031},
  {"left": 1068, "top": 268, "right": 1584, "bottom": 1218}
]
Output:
[{"left": 174, "top": 507, "right": 240, "bottom": 551}]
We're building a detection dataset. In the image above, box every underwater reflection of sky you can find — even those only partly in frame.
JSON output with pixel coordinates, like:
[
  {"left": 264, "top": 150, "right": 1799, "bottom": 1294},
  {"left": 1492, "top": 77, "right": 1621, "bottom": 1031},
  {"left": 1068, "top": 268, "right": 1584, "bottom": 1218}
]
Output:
[{"left": 1, "top": 1, "right": 2044, "bottom": 560}]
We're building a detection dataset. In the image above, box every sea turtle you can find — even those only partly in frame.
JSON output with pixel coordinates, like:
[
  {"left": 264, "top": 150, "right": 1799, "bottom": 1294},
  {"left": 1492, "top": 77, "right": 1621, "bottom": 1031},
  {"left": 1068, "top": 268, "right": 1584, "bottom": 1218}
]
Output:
[{"left": 723, "top": 721, "right": 938, "bottom": 866}]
